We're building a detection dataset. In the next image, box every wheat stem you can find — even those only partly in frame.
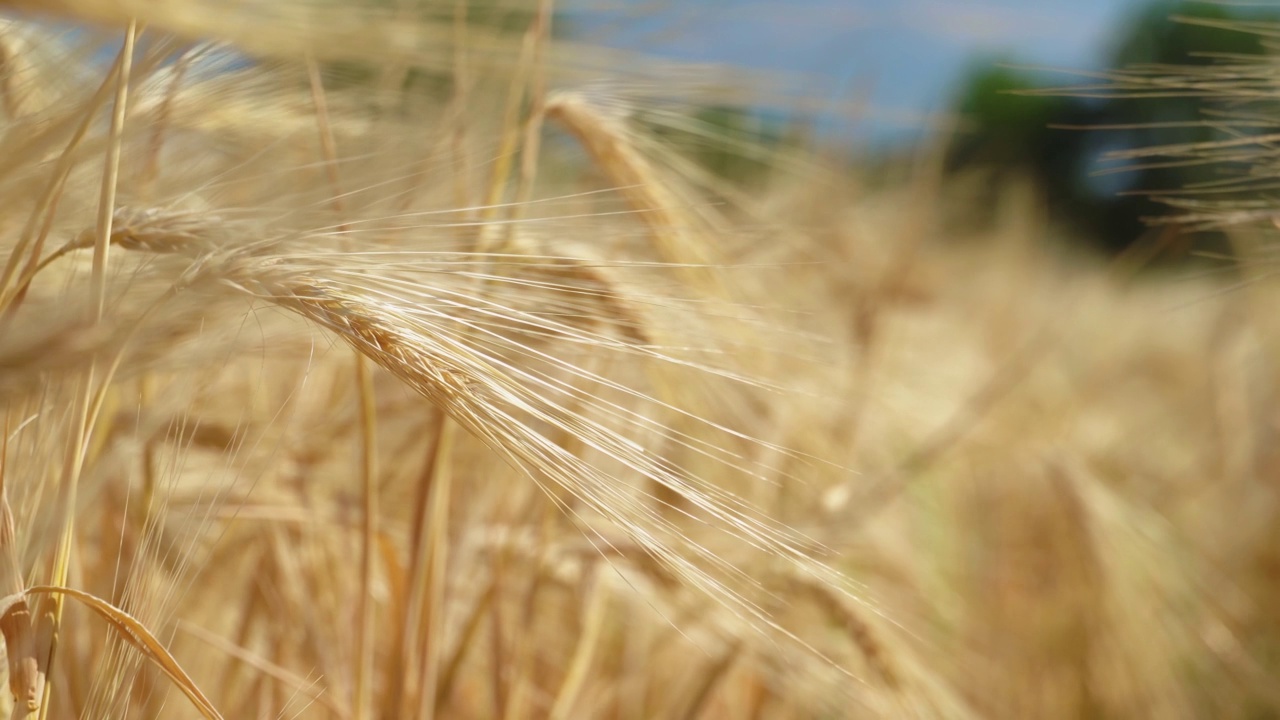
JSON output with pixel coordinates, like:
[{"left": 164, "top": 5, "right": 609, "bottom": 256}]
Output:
[
  {"left": 412, "top": 418, "right": 456, "bottom": 720},
  {"left": 508, "top": 0, "right": 555, "bottom": 230},
  {"left": 354, "top": 355, "right": 379, "bottom": 713},
  {"left": 548, "top": 570, "right": 609, "bottom": 720},
  {"left": 305, "top": 56, "right": 379, "bottom": 720},
  {"left": 37, "top": 22, "right": 137, "bottom": 720},
  {"left": 476, "top": 6, "right": 546, "bottom": 252},
  {"left": 92, "top": 22, "right": 137, "bottom": 319}
]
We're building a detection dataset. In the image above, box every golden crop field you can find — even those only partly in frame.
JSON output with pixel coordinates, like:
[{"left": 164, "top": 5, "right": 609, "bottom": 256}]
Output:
[{"left": 0, "top": 2, "right": 1275, "bottom": 718}]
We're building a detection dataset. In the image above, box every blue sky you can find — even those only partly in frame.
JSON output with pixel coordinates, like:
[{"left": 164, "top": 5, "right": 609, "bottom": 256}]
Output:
[{"left": 574, "top": 0, "right": 1156, "bottom": 144}]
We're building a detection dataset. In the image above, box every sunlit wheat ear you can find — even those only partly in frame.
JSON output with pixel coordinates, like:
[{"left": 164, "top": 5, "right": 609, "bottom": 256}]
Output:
[
  {"left": 52, "top": 190, "right": 860, "bottom": 650},
  {"left": 0, "top": 233, "right": 250, "bottom": 407},
  {"left": 546, "top": 91, "right": 726, "bottom": 295}
]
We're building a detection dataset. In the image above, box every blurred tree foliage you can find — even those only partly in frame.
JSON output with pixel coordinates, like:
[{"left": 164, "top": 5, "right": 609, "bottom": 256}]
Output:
[{"left": 947, "top": 0, "right": 1279, "bottom": 254}]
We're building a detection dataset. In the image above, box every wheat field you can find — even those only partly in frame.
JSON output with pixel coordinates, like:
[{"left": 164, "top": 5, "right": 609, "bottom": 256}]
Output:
[{"left": 0, "top": 2, "right": 1276, "bottom": 719}]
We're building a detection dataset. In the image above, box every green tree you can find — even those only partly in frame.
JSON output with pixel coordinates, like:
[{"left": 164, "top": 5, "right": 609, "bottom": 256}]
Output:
[{"left": 948, "top": 0, "right": 1279, "bottom": 253}]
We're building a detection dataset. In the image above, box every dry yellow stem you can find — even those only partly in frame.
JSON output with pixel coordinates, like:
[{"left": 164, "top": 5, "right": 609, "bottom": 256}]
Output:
[{"left": 0, "top": 427, "right": 39, "bottom": 714}]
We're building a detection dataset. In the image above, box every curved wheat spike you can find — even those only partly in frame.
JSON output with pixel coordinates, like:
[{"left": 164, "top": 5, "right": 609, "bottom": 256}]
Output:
[
  {"left": 546, "top": 91, "right": 724, "bottom": 296},
  {"left": 52, "top": 199, "right": 865, "bottom": 685},
  {"left": 217, "top": 253, "right": 862, "bottom": 659}
]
